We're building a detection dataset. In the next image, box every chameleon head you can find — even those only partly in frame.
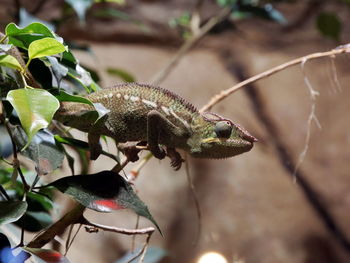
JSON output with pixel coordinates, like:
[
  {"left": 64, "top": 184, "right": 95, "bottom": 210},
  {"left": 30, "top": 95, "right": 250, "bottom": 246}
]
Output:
[
  {"left": 189, "top": 112, "right": 257, "bottom": 159},
  {"left": 54, "top": 102, "right": 96, "bottom": 131}
]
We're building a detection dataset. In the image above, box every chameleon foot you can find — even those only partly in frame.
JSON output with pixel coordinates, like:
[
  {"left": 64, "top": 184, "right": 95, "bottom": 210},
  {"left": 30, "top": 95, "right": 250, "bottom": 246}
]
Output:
[
  {"left": 166, "top": 147, "right": 184, "bottom": 170},
  {"left": 149, "top": 145, "right": 166, "bottom": 160},
  {"left": 118, "top": 142, "right": 143, "bottom": 162}
]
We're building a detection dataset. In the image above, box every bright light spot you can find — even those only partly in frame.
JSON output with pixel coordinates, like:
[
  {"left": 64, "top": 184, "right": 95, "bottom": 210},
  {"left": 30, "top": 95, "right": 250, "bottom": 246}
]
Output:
[{"left": 197, "top": 252, "right": 228, "bottom": 263}]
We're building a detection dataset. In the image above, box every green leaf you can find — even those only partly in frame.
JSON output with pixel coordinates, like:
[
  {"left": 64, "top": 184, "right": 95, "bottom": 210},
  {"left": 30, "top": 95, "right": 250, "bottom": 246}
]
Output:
[
  {"left": 55, "top": 90, "right": 93, "bottom": 105},
  {"left": 0, "top": 54, "right": 23, "bottom": 72},
  {"left": 316, "top": 12, "right": 342, "bottom": 41},
  {"left": 65, "top": 0, "right": 94, "bottom": 21},
  {"left": 48, "top": 171, "right": 162, "bottom": 233},
  {"left": 12, "top": 128, "right": 64, "bottom": 175},
  {"left": 0, "top": 201, "right": 28, "bottom": 225},
  {"left": 6, "top": 89, "right": 60, "bottom": 146},
  {"left": 54, "top": 135, "right": 90, "bottom": 150},
  {"left": 28, "top": 38, "right": 66, "bottom": 61},
  {"left": 22, "top": 247, "right": 70, "bottom": 263},
  {"left": 106, "top": 68, "right": 136, "bottom": 83},
  {"left": 5, "top": 22, "right": 56, "bottom": 49}
]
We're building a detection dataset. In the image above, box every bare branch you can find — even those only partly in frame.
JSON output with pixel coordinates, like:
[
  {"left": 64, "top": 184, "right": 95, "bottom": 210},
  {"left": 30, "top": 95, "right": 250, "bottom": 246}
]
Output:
[
  {"left": 81, "top": 217, "right": 155, "bottom": 236},
  {"left": 27, "top": 204, "right": 86, "bottom": 249},
  {"left": 200, "top": 44, "right": 350, "bottom": 112}
]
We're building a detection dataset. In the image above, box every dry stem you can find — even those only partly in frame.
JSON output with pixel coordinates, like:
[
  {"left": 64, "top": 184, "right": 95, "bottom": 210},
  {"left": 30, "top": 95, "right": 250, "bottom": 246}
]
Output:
[{"left": 200, "top": 44, "right": 350, "bottom": 112}]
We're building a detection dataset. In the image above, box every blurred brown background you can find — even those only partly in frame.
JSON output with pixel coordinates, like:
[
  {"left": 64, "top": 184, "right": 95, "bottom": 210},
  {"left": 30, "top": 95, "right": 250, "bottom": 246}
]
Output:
[{"left": 1, "top": 0, "right": 350, "bottom": 262}]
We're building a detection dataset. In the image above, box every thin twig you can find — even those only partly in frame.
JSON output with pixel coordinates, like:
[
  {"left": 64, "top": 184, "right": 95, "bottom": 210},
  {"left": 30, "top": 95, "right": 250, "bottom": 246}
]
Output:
[
  {"left": 128, "top": 153, "right": 153, "bottom": 182},
  {"left": 65, "top": 224, "right": 74, "bottom": 255},
  {"left": 0, "top": 185, "right": 10, "bottom": 201},
  {"left": 329, "top": 55, "right": 342, "bottom": 92},
  {"left": 184, "top": 154, "right": 201, "bottom": 246},
  {"left": 81, "top": 217, "right": 155, "bottom": 236},
  {"left": 126, "top": 232, "right": 152, "bottom": 263},
  {"left": 3, "top": 117, "right": 30, "bottom": 192},
  {"left": 65, "top": 224, "right": 82, "bottom": 256},
  {"left": 112, "top": 158, "right": 130, "bottom": 173},
  {"left": 150, "top": 7, "right": 231, "bottom": 85},
  {"left": 200, "top": 44, "right": 350, "bottom": 112},
  {"left": 131, "top": 216, "right": 140, "bottom": 252}
]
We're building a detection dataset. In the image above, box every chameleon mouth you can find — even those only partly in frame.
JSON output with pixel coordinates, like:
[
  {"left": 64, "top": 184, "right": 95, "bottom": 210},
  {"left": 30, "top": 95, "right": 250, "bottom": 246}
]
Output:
[{"left": 241, "top": 133, "right": 258, "bottom": 144}]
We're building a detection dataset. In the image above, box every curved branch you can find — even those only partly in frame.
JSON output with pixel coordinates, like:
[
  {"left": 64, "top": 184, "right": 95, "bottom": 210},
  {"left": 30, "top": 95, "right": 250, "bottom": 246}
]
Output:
[
  {"left": 81, "top": 217, "right": 155, "bottom": 236},
  {"left": 200, "top": 44, "right": 350, "bottom": 112}
]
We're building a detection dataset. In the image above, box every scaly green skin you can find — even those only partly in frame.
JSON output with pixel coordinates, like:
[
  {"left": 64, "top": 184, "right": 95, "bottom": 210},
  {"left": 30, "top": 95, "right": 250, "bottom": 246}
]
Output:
[{"left": 54, "top": 83, "right": 257, "bottom": 161}]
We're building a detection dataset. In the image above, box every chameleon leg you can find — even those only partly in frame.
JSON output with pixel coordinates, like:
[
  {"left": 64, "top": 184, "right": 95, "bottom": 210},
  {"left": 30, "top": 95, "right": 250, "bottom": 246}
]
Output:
[
  {"left": 166, "top": 147, "right": 184, "bottom": 170},
  {"left": 147, "top": 110, "right": 186, "bottom": 160},
  {"left": 88, "top": 133, "right": 102, "bottom": 160}
]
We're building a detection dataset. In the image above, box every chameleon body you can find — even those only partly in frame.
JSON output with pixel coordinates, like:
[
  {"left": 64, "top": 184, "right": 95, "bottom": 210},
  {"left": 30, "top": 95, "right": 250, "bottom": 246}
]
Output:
[{"left": 54, "top": 83, "right": 257, "bottom": 167}]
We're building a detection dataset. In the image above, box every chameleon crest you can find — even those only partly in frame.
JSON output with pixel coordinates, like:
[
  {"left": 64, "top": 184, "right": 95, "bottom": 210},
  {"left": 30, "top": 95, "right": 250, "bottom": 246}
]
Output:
[{"left": 54, "top": 83, "right": 257, "bottom": 169}]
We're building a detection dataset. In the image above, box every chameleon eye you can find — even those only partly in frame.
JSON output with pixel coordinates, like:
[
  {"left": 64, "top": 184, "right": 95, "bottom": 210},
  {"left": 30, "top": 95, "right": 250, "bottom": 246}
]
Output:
[{"left": 214, "top": 121, "right": 233, "bottom": 138}]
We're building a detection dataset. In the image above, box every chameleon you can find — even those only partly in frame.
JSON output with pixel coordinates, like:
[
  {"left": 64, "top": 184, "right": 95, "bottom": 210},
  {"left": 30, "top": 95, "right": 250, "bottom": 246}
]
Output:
[{"left": 54, "top": 83, "right": 257, "bottom": 169}]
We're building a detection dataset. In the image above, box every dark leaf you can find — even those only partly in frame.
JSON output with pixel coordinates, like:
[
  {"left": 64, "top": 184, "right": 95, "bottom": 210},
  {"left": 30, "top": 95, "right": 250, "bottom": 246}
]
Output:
[
  {"left": 0, "top": 201, "right": 27, "bottom": 225},
  {"left": 16, "top": 211, "right": 52, "bottom": 232},
  {"left": 27, "top": 191, "right": 53, "bottom": 212},
  {"left": 316, "top": 12, "right": 341, "bottom": 41},
  {"left": 106, "top": 68, "right": 136, "bottom": 83},
  {"left": 0, "top": 126, "right": 13, "bottom": 158},
  {"left": 233, "top": 4, "right": 287, "bottom": 24},
  {"left": 27, "top": 58, "right": 53, "bottom": 89},
  {"left": 22, "top": 247, "right": 70, "bottom": 263},
  {"left": 48, "top": 171, "right": 161, "bottom": 233},
  {"left": 61, "top": 50, "right": 78, "bottom": 67},
  {"left": 12, "top": 127, "right": 64, "bottom": 175},
  {"left": 0, "top": 233, "right": 11, "bottom": 251},
  {"left": 45, "top": 57, "right": 69, "bottom": 87}
]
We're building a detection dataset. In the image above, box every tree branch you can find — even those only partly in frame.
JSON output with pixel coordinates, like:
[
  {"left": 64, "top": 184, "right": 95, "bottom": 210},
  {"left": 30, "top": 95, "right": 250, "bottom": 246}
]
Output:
[
  {"left": 81, "top": 217, "right": 155, "bottom": 236},
  {"left": 200, "top": 44, "right": 350, "bottom": 112},
  {"left": 27, "top": 204, "right": 86, "bottom": 248}
]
